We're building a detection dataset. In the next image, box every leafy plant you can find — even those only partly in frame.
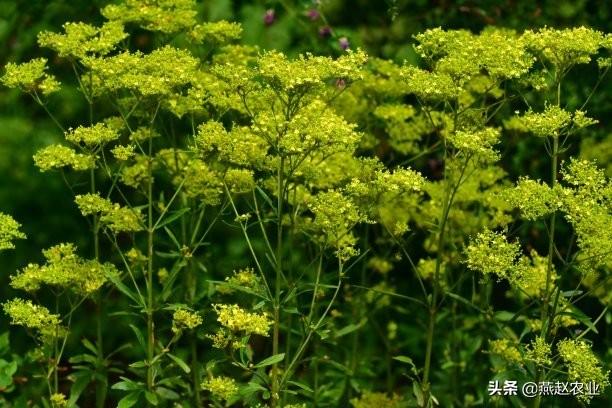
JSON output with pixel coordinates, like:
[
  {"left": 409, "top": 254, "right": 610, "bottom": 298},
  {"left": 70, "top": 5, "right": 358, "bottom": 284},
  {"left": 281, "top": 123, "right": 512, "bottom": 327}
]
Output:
[{"left": 1, "top": 1, "right": 610, "bottom": 407}]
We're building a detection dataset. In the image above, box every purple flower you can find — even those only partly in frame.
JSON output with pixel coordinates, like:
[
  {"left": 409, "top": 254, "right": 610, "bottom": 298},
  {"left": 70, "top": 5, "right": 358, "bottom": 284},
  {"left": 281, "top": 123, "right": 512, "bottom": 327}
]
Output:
[
  {"left": 307, "top": 8, "right": 320, "bottom": 21},
  {"left": 338, "top": 36, "right": 350, "bottom": 50},
  {"left": 263, "top": 9, "right": 276, "bottom": 26},
  {"left": 318, "top": 26, "right": 332, "bottom": 38}
]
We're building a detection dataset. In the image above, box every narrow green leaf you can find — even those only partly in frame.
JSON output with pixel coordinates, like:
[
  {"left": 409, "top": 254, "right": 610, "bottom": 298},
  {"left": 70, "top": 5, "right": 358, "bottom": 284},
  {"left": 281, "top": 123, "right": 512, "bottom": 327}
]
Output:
[
  {"left": 254, "top": 353, "right": 285, "bottom": 368},
  {"left": 117, "top": 392, "right": 141, "bottom": 408},
  {"left": 68, "top": 372, "right": 92, "bottom": 406},
  {"left": 393, "top": 355, "right": 414, "bottom": 365},
  {"left": 167, "top": 353, "right": 191, "bottom": 374},
  {"left": 144, "top": 391, "right": 159, "bottom": 405},
  {"left": 155, "top": 386, "right": 180, "bottom": 400},
  {"left": 129, "top": 324, "right": 146, "bottom": 350},
  {"left": 106, "top": 272, "right": 143, "bottom": 307},
  {"left": 287, "top": 380, "right": 314, "bottom": 393},
  {"left": 112, "top": 378, "right": 143, "bottom": 391},
  {"left": 335, "top": 318, "right": 367, "bottom": 338},
  {"left": 155, "top": 207, "right": 190, "bottom": 230}
]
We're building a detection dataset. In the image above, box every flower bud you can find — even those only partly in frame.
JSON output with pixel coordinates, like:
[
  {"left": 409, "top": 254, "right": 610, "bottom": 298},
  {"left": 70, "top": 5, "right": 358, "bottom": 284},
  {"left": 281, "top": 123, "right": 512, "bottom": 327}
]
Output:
[{"left": 263, "top": 9, "right": 276, "bottom": 26}]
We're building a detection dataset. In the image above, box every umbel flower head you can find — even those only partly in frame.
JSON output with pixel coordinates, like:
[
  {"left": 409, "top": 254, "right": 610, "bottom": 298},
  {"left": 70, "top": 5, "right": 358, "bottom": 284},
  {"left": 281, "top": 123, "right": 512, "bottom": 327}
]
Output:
[
  {"left": 505, "top": 105, "right": 572, "bottom": 138},
  {"left": 50, "top": 393, "right": 68, "bottom": 408},
  {"left": 38, "top": 21, "right": 127, "bottom": 59},
  {"left": 521, "top": 26, "right": 604, "bottom": 70},
  {"left": 10, "top": 243, "right": 114, "bottom": 295},
  {"left": 33, "top": 145, "right": 94, "bottom": 172},
  {"left": 557, "top": 339, "right": 610, "bottom": 403},
  {"left": 0, "top": 213, "right": 26, "bottom": 251},
  {"left": 83, "top": 46, "right": 199, "bottom": 97},
  {"left": 489, "top": 339, "right": 523, "bottom": 365},
  {"left": 503, "top": 177, "right": 559, "bottom": 220},
  {"left": 171, "top": 308, "right": 203, "bottom": 333},
  {"left": 213, "top": 304, "right": 271, "bottom": 336},
  {"left": 3, "top": 298, "right": 65, "bottom": 342},
  {"left": 525, "top": 336, "right": 552, "bottom": 366},
  {"left": 188, "top": 21, "right": 243, "bottom": 44},
  {"left": 464, "top": 229, "right": 522, "bottom": 280},
  {"left": 75, "top": 193, "right": 144, "bottom": 233},
  {"left": 201, "top": 375, "right": 238, "bottom": 402},
  {"left": 1, "top": 58, "right": 61, "bottom": 96},
  {"left": 101, "top": 0, "right": 198, "bottom": 33},
  {"left": 65, "top": 122, "right": 119, "bottom": 148}
]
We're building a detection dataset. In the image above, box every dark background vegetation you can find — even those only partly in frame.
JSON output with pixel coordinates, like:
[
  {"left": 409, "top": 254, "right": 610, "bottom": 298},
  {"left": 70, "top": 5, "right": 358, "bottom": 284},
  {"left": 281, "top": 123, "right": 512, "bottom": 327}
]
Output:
[{"left": 1, "top": 0, "right": 610, "bottom": 406}]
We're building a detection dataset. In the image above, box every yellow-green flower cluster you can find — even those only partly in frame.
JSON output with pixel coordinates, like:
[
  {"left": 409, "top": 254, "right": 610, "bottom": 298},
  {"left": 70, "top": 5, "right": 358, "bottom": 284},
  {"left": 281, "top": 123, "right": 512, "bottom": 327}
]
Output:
[
  {"left": 506, "top": 105, "right": 572, "bottom": 138},
  {"left": 10, "top": 243, "right": 113, "bottom": 295},
  {"left": 512, "top": 250, "right": 556, "bottom": 297},
  {"left": 372, "top": 104, "right": 424, "bottom": 154},
  {"left": 3, "top": 298, "right": 64, "bottom": 341},
  {"left": 157, "top": 149, "right": 225, "bottom": 205},
  {"left": 279, "top": 100, "right": 361, "bottom": 156},
  {"left": 561, "top": 158, "right": 608, "bottom": 193},
  {"left": 256, "top": 49, "right": 367, "bottom": 92},
  {"left": 504, "top": 177, "right": 558, "bottom": 220},
  {"left": 189, "top": 21, "right": 242, "bottom": 44},
  {"left": 557, "top": 339, "right": 610, "bottom": 403},
  {"left": 50, "top": 393, "right": 67, "bottom": 408},
  {"left": 121, "top": 155, "right": 151, "bottom": 188},
  {"left": 414, "top": 27, "right": 534, "bottom": 80},
  {"left": 1, "top": 58, "right": 60, "bottom": 96},
  {"left": 345, "top": 167, "right": 424, "bottom": 235},
  {"left": 489, "top": 339, "right": 523, "bottom": 365},
  {"left": 367, "top": 257, "right": 393, "bottom": 275},
  {"left": 195, "top": 122, "right": 268, "bottom": 169},
  {"left": 221, "top": 267, "right": 263, "bottom": 293},
  {"left": 400, "top": 66, "right": 460, "bottom": 101},
  {"left": 416, "top": 258, "right": 449, "bottom": 290},
  {"left": 525, "top": 336, "right": 552, "bottom": 366},
  {"left": 0, "top": 213, "right": 26, "bottom": 251},
  {"left": 465, "top": 229, "right": 522, "bottom": 280},
  {"left": 171, "top": 308, "right": 203, "bottom": 333},
  {"left": 350, "top": 391, "right": 404, "bottom": 408},
  {"left": 84, "top": 46, "right": 199, "bottom": 97},
  {"left": 224, "top": 168, "right": 255, "bottom": 193},
  {"left": 102, "top": 0, "right": 197, "bottom": 33},
  {"left": 111, "top": 145, "right": 136, "bottom": 161},
  {"left": 33, "top": 145, "right": 94, "bottom": 172},
  {"left": 308, "top": 190, "right": 364, "bottom": 255},
  {"left": 181, "top": 160, "right": 224, "bottom": 204},
  {"left": 75, "top": 193, "right": 144, "bottom": 232},
  {"left": 65, "top": 122, "right": 119, "bottom": 147},
  {"left": 213, "top": 304, "right": 271, "bottom": 336},
  {"left": 201, "top": 376, "right": 238, "bottom": 401},
  {"left": 573, "top": 110, "right": 599, "bottom": 129},
  {"left": 559, "top": 160, "right": 612, "bottom": 274},
  {"left": 130, "top": 126, "right": 159, "bottom": 143},
  {"left": 521, "top": 27, "right": 604, "bottom": 70},
  {"left": 447, "top": 127, "right": 501, "bottom": 162},
  {"left": 38, "top": 21, "right": 127, "bottom": 59}
]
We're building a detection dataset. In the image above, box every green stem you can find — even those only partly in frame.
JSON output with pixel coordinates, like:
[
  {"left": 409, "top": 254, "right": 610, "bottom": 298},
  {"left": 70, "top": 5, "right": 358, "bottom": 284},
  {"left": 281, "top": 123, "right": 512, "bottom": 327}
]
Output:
[
  {"left": 422, "top": 149, "right": 470, "bottom": 405},
  {"left": 271, "top": 155, "right": 285, "bottom": 407},
  {"left": 146, "top": 136, "right": 155, "bottom": 398},
  {"left": 280, "top": 260, "right": 344, "bottom": 391},
  {"left": 53, "top": 296, "right": 60, "bottom": 395},
  {"left": 91, "top": 167, "right": 107, "bottom": 408},
  {"left": 534, "top": 79, "right": 561, "bottom": 408}
]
